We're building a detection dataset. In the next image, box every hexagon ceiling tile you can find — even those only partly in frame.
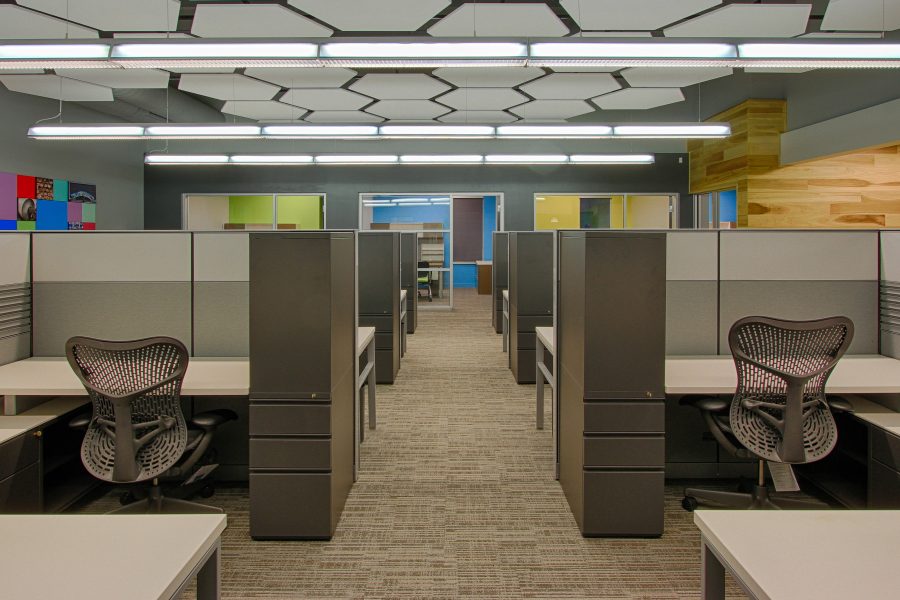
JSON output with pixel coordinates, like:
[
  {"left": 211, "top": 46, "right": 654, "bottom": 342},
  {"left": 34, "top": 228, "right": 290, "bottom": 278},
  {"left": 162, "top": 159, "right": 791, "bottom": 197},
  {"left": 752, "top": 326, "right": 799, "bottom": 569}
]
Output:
[
  {"left": 56, "top": 69, "right": 170, "bottom": 89},
  {"left": 428, "top": 3, "right": 568, "bottom": 37},
  {"left": 432, "top": 67, "right": 544, "bottom": 88},
  {"left": 191, "top": 3, "right": 332, "bottom": 38},
  {"left": 304, "top": 110, "right": 383, "bottom": 123},
  {"left": 222, "top": 101, "right": 307, "bottom": 121},
  {"left": 178, "top": 74, "right": 280, "bottom": 101},
  {"left": 439, "top": 110, "right": 518, "bottom": 124},
  {"left": 367, "top": 100, "right": 450, "bottom": 120},
  {"left": 167, "top": 67, "right": 235, "bottom": 74},
  {"left": 18, "top": 0, "right": 179, "bottom": 32},
  {"left": 509, "top": 100, "right": 594, "bottom": 120},
  {"left": 0, "top": 5, "right": 97, "bottom": 39},
  {"left": 664, "top": 4, "right": 812, "bottom": 38},
  {"left": 0, "top": 74, "right": 112, "bottom": 101},
  {"left": 549, "top": 66, "right": 620, "bottom": 73},
  {"left": 282, "top": 88, "right": 372, "bottom": 111},
  {"left": 821, "top": 0, "right": 900, "bottom": 32},
  {"left": 592, "top": 88, "right": 684, "bottom": 110},
  {"left": 244, "top": 68, "right": 355, "bottom": 89},
  {"left": 560, "top": 0, "right": 719, "bottom": 31},
  {"left": 520, "top": 73, "right": 620, "bottom": 100},
  {"left": 621, "top": 67, "right": 732, "bottom": 88},
  {"left": 349, "top": 74, "right": 449, "bottom": 100},
  {"left": 437, "top": 88, "right": 528, "bottom": 111},
  {"left": 112, "top": 32, "right": 193, "bottom": 39},
  {"left": 287, "top": 0, "right": 449, "bottom": 31}
]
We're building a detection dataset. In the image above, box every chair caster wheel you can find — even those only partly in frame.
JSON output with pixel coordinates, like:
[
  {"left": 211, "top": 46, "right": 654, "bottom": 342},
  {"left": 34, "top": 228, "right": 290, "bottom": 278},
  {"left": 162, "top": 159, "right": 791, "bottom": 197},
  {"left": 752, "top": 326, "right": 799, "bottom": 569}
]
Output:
[
  {"left": 682, "top": 496, "right": 699, "bottom": 512},
  {"left": 120, "top": 491, "right": 137, "bottom": 505},
  {"left": 200, "top": 484, "right": 215, "bottom": 499}
]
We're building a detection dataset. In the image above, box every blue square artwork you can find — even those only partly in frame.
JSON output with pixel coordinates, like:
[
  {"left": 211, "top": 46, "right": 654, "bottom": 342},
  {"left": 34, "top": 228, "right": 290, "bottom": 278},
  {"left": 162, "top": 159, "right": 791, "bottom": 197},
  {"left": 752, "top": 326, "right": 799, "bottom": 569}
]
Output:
[{"left": 36, "top": 199, "right": 67, "bottom": 230}]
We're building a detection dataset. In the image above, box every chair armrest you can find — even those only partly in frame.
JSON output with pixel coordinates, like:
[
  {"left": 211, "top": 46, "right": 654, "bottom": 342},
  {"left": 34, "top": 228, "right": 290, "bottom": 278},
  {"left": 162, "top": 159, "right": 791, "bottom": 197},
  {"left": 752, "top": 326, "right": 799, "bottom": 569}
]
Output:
[
  {"left": 68, "top": 414, "right": 91, "bottom": 429},
  {"left": 827, "top": 395, "right": 854, "bottom": 414},
  {"left": 190, "top": 408, "right": 238, "bottom": 430}
]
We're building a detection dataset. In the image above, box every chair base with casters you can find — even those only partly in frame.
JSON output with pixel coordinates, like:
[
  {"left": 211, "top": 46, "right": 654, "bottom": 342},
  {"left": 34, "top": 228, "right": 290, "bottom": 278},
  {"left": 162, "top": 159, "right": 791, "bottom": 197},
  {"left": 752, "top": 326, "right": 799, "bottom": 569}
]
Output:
[{"left": 111, "top": 478, "right": 222, "bottom": 514}]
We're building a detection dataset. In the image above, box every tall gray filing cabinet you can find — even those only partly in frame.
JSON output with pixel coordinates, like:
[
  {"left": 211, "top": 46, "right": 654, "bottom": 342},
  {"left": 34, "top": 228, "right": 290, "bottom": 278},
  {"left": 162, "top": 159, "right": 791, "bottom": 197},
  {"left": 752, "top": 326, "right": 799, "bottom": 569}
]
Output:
[
  {"left": 492, "top": 232, "right": 508, "bottom": 334},
  {"left": 557, "top": 231, "right": 666, "bottom": 537},
  {"left": 248, "top": 231, "right": 356, "bottom": 540},
  {"left": 508, "top": 231, "right": 553, "bottom": 383},
  {"left": 358, "top": 231, "right": 401, "bottom": 383},
  {"left": 400, "top": 231, "right": 417, "bottom": 334}
]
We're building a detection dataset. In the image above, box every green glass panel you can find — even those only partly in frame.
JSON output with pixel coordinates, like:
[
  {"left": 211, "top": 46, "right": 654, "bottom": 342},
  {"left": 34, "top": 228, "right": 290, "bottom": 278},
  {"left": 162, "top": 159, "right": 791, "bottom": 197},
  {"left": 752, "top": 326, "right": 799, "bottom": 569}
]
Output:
[
  {"left": 276, "top": 195, "right": 323, "bottom": 229},
  {"left": 228, "top": 195, "right": 273, "bottom": 226}
]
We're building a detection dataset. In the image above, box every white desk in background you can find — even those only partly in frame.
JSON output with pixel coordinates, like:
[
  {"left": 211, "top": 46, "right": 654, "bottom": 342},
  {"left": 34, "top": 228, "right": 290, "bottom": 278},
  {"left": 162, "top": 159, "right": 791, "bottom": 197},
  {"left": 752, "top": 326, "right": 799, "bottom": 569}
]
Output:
[
  {"left": 357, "top": 325, "right": 376, "bottom": 442},
  {"left": 399, "top": 289, "right": 408, "bottom": 358},
  {"left": 695, "top": 510, "right": 900, "bottom": 600},
  {"left": 502, "top": 289, "right": 509, "bottom": 356},
  {"left": 0, "top": 514, "right": 226, "bottom": 600},
  {"left": 535, "top": 326, "right": 554, "bottom": 431}
]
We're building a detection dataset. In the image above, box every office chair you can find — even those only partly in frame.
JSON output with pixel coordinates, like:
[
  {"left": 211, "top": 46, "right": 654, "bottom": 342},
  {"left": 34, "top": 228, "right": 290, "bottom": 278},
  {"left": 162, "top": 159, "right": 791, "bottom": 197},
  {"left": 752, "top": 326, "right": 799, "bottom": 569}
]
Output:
[
  {"left": 417, "top": 260, "right": 433, "bottom": 302},
  {"left": 66, "top": 336, "right": 237, "bottom": 514},
  {"left": 682, "top": 315, "right": 854, "bottom": 511}
]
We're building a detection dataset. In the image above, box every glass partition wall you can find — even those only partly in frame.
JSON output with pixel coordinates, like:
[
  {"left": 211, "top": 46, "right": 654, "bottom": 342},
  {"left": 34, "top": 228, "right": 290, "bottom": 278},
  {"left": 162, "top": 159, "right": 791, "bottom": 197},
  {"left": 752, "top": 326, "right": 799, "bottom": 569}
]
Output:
[
  {"left": 534, "top": 193, "right": 678, "bottom": 230},
  {"left": 183, "top": 193, "right": 326, "bottom": 230},
  {"left": 694, "top": 189, "right": 738, "bottom": 229}
]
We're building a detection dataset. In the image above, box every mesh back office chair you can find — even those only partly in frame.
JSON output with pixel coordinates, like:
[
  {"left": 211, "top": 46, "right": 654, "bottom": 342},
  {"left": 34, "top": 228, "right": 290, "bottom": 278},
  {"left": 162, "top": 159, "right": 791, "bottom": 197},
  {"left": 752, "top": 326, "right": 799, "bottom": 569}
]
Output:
[
  {"left": 66, "top": 336, "right": 236, "bottom": 514},
  {"left": 417, "top": 260, "right": 433, "bottom": 302},
  {"left": 682, "top": 316, "right": 854, "bottom": 510}
]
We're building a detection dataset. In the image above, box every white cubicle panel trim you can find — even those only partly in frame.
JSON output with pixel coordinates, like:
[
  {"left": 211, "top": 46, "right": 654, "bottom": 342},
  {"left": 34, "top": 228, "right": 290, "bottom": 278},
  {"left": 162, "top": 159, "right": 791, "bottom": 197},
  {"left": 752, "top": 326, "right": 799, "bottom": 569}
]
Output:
[
  {"left": 665, "top": 231, "right": 718, "bottom": 281},
  {"left": 880, "top": 231, "right": 900, "bottom": 282},
  {"left": 32, "top": 232, "right": 192, "bottom": 282},
  {"left": 0, "top": 233, "right": 30, "bottom": 286},
  {"left": 193, "top": 232, "right": 249, "bottom": 282}
]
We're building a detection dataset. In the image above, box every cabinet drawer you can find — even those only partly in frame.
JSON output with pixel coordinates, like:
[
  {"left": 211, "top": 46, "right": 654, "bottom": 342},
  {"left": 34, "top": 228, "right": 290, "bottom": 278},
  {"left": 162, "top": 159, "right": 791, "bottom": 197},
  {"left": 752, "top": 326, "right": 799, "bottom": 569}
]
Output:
[
  {"left": 871, "top": 427, "right": 900, "bottom": 470},
  {"left": 0, "top": 462, "right": 40, "bottom": 513},
  {"left": 584, "top": 401, "right": 664, "bottom": 434},
  {"left": 869, "top": 459, "right": 900, "bottom": 509},
  {"left": 250, "top": 403, "right": 330, "bottom": 436},
  {"left": 584, "top": 436, "right": 664, "bottom": 468},
  {"left": 250, "top": 438, "right": 330, "bottom": 471},
  {"left": 250, "top": 472, "right": 332, "bottom": 539},
  {"left": 582, "top": 470, "right": 663, "bottom": 537},
  {"left": 0, "top": 430, "right": 40, "bottom": 481}
]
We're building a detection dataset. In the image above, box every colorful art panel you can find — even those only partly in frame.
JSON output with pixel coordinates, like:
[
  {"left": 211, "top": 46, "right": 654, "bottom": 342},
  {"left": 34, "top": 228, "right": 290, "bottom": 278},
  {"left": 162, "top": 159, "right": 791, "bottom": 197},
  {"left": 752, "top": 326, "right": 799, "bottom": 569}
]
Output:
[
  {"left": 53, "top": 179, "right": 68, "bottom": 201},
  {"left": 35, "top": 177, "right": 53, "bottom": 200},
  {"left": 0, "top": 172, "right": 14, "bottom": 220},
  {"left": 16, "top": 221, "right": 34, "bottom": 231},
  {"left": 17, "top": 198, "right": 35, "bottom": 221},
  {"left": 81, "top": 202, "right": 95, "bottom": 224},
  {"left": 16, "top": 175, "right": 35, "bottom": 200},
  {"left": 67, "top": 201, "right": 82, "bottom": 229},
  {"left": 36, "top": 199, "right": 66, "bottom": 230},
  {"left": 82, "top": 222, "right": 95, "bottom": 230},
  {"left": 0, "top": 220, "right": 15, "bottom": 230},
  {"left": 68, "top": 182, "right": 96, "bottom": 204}
]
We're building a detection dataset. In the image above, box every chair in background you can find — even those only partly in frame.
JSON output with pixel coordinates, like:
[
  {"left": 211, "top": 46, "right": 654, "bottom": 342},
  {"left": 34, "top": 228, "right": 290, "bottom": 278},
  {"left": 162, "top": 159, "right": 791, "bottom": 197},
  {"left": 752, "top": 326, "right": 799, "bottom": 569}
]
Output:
[
  {"left": 417, "top": 260, "right": 433, "bottom": 302},
  {"left": 66, "top": 336, "right": 237, "bottom": 514},
  {"left": 682, "top": 315, "right": 854, "bottom": 510}
]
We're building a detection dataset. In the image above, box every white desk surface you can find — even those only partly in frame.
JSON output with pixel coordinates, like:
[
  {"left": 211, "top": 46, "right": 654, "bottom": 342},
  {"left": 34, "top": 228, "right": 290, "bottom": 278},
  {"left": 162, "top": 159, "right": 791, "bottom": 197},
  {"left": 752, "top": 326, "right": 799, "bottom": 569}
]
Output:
[
  {"left": 502, "top": 289, "right": 509, "bottom": 300},
  {"left": 358, "top": 326, "right": 375, "bottom": 355},
  {"left": 400, "top": 289, "right": 407, "bottom": 303},
  {"left": 536, "top": 326, "right": 554, "bottom": 354},
  {"left": 695, "top": 510, "right": 900, "bottom": 600},
  {"left": 0, "top": 397, "right": 90, "bottom": 441},
  {"left": 0, "top": 514, "right": 226, "bottom": 600}
]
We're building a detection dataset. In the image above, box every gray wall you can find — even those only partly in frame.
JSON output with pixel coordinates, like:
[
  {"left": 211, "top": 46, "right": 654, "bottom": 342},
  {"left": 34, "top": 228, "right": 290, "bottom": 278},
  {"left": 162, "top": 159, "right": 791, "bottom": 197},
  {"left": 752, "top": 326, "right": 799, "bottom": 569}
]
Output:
[{"left": 0, "top": 87, "right": 146, "bottom": 229}]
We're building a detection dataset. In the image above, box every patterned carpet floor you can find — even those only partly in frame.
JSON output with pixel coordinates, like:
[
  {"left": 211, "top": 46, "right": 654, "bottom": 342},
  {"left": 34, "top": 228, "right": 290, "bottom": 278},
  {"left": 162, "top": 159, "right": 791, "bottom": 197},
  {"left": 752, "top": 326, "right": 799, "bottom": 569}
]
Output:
[{"left": 79, "top": 289, "right": 746, "bottom": 598}]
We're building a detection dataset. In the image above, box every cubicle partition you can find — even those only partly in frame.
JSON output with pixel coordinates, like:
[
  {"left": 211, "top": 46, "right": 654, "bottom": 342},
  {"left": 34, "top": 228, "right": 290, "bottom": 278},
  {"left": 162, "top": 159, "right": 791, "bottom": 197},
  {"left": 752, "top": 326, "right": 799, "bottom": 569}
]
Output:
[
  {"left": 358, "top": 231, "right": 401, "bottom": 384},
  {"left": 400, "top": 231, "right": 417, "bottom": 334},
  {"left": 193, "top": 232, "right": 249, "bottom": 357},
  {"left": 880, "top": 231, "right": 900, "bottom": 360},
  {"left": 508, "top": 232, "right": 553, "bottom": 384},
  {"left": 491, "top": 232, "right": 508, "bottom": 334},
  {"left": 0, "top": 233, "right": 30, "bottom": 366}
]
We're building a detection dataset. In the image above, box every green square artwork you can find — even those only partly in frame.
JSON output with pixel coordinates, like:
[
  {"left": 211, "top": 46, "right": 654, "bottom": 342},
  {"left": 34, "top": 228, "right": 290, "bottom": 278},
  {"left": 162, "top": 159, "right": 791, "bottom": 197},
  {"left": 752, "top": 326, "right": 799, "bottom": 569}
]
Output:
[
  {"left": 53, "top": 179, "right": 68, "bottom": 201},
  {"left": 81, "top": 202, "right": 96, "bottom": 223},
  {"left": 16, "top": 220, "right": 35, "bottom": 230}
]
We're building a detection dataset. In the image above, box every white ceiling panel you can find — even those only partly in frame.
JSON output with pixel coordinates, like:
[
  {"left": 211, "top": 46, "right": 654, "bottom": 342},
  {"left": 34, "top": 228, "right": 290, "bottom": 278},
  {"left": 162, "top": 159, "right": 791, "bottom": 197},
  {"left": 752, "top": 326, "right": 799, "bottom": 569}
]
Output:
[
  {"left": 0, "top": 74, "right": 112, "bottom": 101},
  {"left": 592, "top": 88, "right": 684, "bottom": 110},
  {"left": 821, "top": 0, "right": 900, "bottom": 32},
  {"left": 664, "top": 4, "right": 811, "bottom": 38},
  {"left": 367, "top": 100, "right": 451, "bottom": 119},
  {"left": 437, "top": 88, "right": 528, "bottom": 110},
  {"left": 167, "top": 67, "right": 235, "bottom": 74},
  {"left": 304, "top": 110, "right": 383, "bottom": 123},
  {"left": 439, "top": 110, "right": 518, "bottom": 124},
  {"left": 282, "top": 88, "right": 371, "bottom": 110},
  {"left": 287, "top": 0, "right": 449, "bottom": 31},
  {"left": 428, "top": 3, "right": 568, "bottom": 37},
  {"left": 178, "top": 74, "right": 279, "bottom": 101},
  {"left": 550, "top": 66, "right": 620, "bottom": 73},
  {"left": 621, "top": 67, "right": 732, "bottom": 88},
  {"left": 350, "top": 74, "right": 449, "bottom": 100},
  {"left": 561, "top": 0, "right": 720, "bottom": 31},
  {"left": 509, "top": 100, "right": 594, "bottom": 120},
  {"left": 432, "top": 66, "right": 544, "bottom": 88},
  {"left": 244, "top": 68, "right": 355, "bottom": 89},
  {"left": 577, "top": 31, "right": 653, "bottom": 37},
  {"left": 57, "top": 69, "right": 170, "bottom": 89},
  {"left": 743, "top": 67, "right": 814, "bottom": 73},
  {"left": 221, "top": 101, "right": 306, "bottom": 121},
  {"left": 0, "top": 5, "right": 97, "bottom": 39},
  {"left": 191, "top": 3, "right": 332, "bottom": 38},
  {"left": 520, "top": 73, "right": 620, "bottom": 100},
  {"left": 18, "top": 0, "right": 180, "bottom": 32},
  {"left": 112, "top": 32, "right": 192, "bottom": 38}
]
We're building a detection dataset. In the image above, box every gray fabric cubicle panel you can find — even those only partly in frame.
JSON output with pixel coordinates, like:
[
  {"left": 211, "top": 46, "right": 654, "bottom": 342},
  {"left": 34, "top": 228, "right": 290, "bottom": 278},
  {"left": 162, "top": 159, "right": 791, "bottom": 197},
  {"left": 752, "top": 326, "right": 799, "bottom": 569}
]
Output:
[
  {"left": 718, "top": 231, "right": 878, "bottom": 354},
  {"left": 31, "top": 233, "right": 192, "bottom": 356},
  {"left": 665, "top": 232, "right": 718, "bottom": 355},
  {"left": 0, "top": 233, "right": 32, "bottom": 365},
  {"left": 193, "top": 232, "right": 249, "bottom": 357},
  {"left": 880, "top": 231, "right": 900, "bottom": 359}
]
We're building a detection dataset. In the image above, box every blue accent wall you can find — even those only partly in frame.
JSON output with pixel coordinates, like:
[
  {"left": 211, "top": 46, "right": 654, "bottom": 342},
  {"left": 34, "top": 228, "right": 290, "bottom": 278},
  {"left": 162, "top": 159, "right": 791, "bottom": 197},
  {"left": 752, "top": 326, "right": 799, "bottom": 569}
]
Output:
[
  {"left": 483, "top": 195, "right": 496, "bottom": 261},
  {"left": 719, "top": 189, "right": 737, "bottom": 224}
]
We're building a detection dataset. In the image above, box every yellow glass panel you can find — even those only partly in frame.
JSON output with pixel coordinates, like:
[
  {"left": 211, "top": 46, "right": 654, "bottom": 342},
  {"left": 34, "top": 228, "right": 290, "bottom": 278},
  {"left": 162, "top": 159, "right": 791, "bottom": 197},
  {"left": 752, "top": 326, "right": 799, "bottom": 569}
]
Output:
[
  {"left": 535, "top": 195, "right": 579, "bottom": 230},
  {"left": 626, "top": 195, "right": 670, "bottom": 229},
  {"left": 609, "top": 196, "right": 625, "bottom": 229}
]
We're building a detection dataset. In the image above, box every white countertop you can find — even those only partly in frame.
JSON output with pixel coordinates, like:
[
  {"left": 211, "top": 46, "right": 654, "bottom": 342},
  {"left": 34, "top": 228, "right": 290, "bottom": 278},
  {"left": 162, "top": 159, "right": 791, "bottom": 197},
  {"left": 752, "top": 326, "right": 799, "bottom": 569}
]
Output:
[
  {"left": 536, "top": 326, "right": 554, "bottom": 353},
  {"left": 357, "top": 326, "right": 375, "bottom": 355},
  {"left": 502, "top": 290, "right": 509, "bottom": 300},
  {"left": 695, "top": 510, "right": 900, "bottom": 600},
  {"left": 400, "top": 289, "right": 407, "bottom": 302},
  {"left": 0, "top": 514, "right": 226, "bottom": 600}
]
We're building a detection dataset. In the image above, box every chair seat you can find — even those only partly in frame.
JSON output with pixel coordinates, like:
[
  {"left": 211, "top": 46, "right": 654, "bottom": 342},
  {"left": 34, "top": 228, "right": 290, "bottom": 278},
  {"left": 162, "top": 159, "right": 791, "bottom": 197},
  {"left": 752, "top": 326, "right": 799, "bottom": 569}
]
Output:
[
  {"left": 680, "top": 395, "right": 728, "bottom": 413},
  {"left": 185, "top": 428, "right": 204, "bottom": 452},
  {"left": 190, "top": 409, "right": 238, "bottom": 430}
]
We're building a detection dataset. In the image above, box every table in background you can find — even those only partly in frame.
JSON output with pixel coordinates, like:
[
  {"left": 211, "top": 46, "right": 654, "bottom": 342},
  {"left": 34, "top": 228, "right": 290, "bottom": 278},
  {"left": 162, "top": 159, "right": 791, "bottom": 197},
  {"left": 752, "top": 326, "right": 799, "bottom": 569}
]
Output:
[
  {"left": 476, "top": 261, "right": 492, "bottom": 295},
  {"left": 399, "top": 289, "right": 408, "bottom": 358},
  {"left": 535, "top": 326, "right": 554, "bottom": 431},
  {"left": 357, "top": 325, "right": 376, "bottom": 443}
]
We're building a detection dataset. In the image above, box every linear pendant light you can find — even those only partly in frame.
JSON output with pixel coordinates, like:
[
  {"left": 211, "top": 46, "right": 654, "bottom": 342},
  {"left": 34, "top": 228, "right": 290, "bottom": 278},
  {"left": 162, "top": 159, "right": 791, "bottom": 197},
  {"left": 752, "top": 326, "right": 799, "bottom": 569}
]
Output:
[
  {"left": 529, "top": 42, "right": 736, "bottom": 68},
  {"left": 496, "top": 125, "right": 613, "bottom": 138},
  {"left": 231, "top": 155, "right": 314, "bottom": 164},
  {"left": 399, "top": 155, "right": 484, "bottom": 164},
  {"left": 0, "top": 43, "right": 111, "bottom": 69},
  {"left": 381, "top": 125, "right": 495, "bottom": 138},
  {"left": 144, "top": 155, "right": 229, "bottom": 165},
  {"left": 112, "top": 42, "right": 318, "bottom": 68},
  {"left": 262, "top": 125, "right": 378, "bottom": 138},
  {"left": 144, "top": 125, "right": 261, "bottom": 138},
  {"left": 144, "top": 154, "right": 657, "bottom": 166},
  {"left": 319, "top": 42, "right": 527, "bottom": 67}
]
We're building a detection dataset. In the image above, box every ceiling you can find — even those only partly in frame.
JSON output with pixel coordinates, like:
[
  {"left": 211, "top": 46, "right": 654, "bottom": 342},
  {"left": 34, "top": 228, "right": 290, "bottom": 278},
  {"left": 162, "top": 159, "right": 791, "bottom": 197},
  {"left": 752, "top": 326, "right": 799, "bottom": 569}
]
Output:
[{"left": 1, "top": 0, "right": 898, "bottom": 124}]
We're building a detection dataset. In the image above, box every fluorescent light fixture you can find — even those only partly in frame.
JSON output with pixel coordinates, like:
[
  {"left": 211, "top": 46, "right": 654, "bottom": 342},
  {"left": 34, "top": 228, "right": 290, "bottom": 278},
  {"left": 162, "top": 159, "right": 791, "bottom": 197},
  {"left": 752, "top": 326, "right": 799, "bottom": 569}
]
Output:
[
  {"left": 262, "top": 125, "right": 378, "bottom": 137},
  {"left": 321, "top": 42, "right": 526, "bottom": 59},
  {"left": 0, "top": 44, "right": 109, "bottom": 60},
  {"left": 484, "top": 154, "right": 568, "bottom": 164},
  {"left": 393, "top": 202, "right": 435, "bottom": 207},
  {"left": 113, "top": 43, "right": 317, "bottom": 60},
  {"left": 29, "top": 125, "right": 144, "bottom": 139},
  {"left": 391, "top": 197, "right": 451, "bottom": 203},
  {"left": 381, "top": 125, "right": 494, "bottom": 137},
  {"left": 530, "top": 42, "right": 735, "bottom": 59},
  {"left": 315, "top": 155, "right": 399, "bottom": 164},
  {"left": 399, "top": 155, "right": 484, "bottom": 164},
  {"left": 739, "top": 43, "right": 900, "bottom": 60},
  {"left": 144, "top": 125, "right": 261, "bottom": 138},
  {"left": 613, "top": 124, "right": 730, "bottom": 138},
  {"left": 569, "top": 154, "right": 655, "bottom": 164},
  {"left": 230, "top": 155, "right": 314, "bottom": 165},
  {"left": 144, "top": 155, "right": 229, "bottom": 165},
  {"left": 496, "top": 125, "right": 612, "bottom": 137}
]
